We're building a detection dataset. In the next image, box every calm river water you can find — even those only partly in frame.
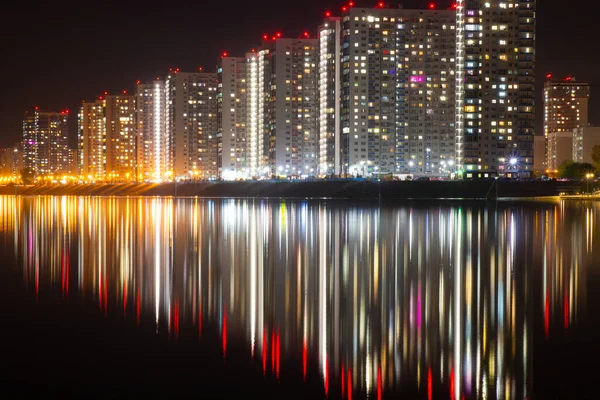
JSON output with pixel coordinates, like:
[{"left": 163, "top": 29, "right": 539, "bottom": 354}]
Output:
[{"left": 0, "top": 196, "right": 598, "bottom": 399}]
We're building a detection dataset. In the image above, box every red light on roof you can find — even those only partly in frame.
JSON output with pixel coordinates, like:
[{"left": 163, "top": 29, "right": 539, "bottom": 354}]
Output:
[
  {"left": 136, "top": 80, "right": 141, "bottom": 85},
  {"left": 378, "top": 1, "right": 384, "bottom": 8},
  {"left": 65, "top": 109, "right": 69, "bottom": 113},
  {"left": 349, "top": 1, "right": 354, "bottom": 6},
  {"left": 303, "top": 31, "right": 309, "bottom": 37},
  {"left": 198, "top": 66, "right": 203, "bottom": 71},
  {"left": 451, "top": 2, "right": 457, "bottom": 9},
  {"left": 104, "top": 91, "right": 108, "bottom": 95},
  {"left": 222, "top": 51, "right": 228, "bottom": 57},
  {"left": 325, "top": 11, "right": 331, "bottom": 17},
  {"left": 35, "top": 106, "right": 39, "bottom": 110},
  {"left": 546, "top": 73, "right": 552, "bottom": 79},
  {"left": 429, "top": 3, "right": 436, "bottom": 9},
  {"left": 276, "top": 32, "right": 282, "bottom": 38},
  {"left": 566, "top": 76, "right": 572, "bottom": 81},
  {"left": 263, "top": 34, "right": 268, "bottom": 40},
  {"left": 342, "top": 6, "right": 347, "bottom": 11},
  {"left": 99, "top": 96, "right": 103, "bottom": 100},
  {"left": 123, "top": 90, "right": 127, "bottom": 94}
]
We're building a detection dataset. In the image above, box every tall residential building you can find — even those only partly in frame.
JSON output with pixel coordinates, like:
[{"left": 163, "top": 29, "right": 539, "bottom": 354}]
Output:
[
  {"left": 543, "top": 77, "right": 590, "bottom": 167},
  {"left": 456, "top": 0, "right": 536, "bottom": 178},
  {"left": 0, "top": 145, "right": 22, "bottom": 176},
  {"left": 547, "top": 131, "right": 573, "bottom": 171},
  {"left": 573, "top": 126, "right": 600, "bottom": 165},
  {"left": 79, "top": 98, "right": 106, "bottom": 180},
  {"left": 136, "top": 80, "right": 166, "bottom": 182},
  {"left": 22, "top": 109, "right": 70, "bottom": 176},
  {"left": 320, "top": 5, "right": 456, "bottom": 177},
  {"left": 105, "top": 94, "right": 136, "bottom": 181},
  {"left": 219, "top": 57, "right": 250, "bottom": 180},
  {"left": 165, "top": 71, "right": 219, "bottom": 180},
  {"left": 248, "top": 37, "right": 319, "bottom": 178}
]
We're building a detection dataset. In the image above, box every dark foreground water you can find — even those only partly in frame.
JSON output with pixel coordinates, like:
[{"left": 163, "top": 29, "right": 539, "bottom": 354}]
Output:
[{"left": 0, "top": 196, "right": 599, "bottom": 399}]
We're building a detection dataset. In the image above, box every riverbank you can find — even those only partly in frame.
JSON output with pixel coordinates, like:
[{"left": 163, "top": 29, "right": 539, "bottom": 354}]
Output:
[{"left": 0, "top": 179, "right": 576, "bottom": 200}]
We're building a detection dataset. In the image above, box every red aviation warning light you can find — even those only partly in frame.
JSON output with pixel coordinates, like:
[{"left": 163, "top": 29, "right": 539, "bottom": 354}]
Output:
[
  {"left": 451, "top": 2, "right": 458, "bottom": 9},
  {"left": 303, "top": 31, "right": 309, "bottom": 38},
  {"left": 566, "top": 76, "right": 572, "bottom": 81},
  {"left": 263, "top": 34, "right": 268, "bottom": 40},
  {"left": 325, "top": 11, "right": 331, "bottom": 17},
  {"left": 123, "top": 90, "right": 127, "bottom": 94},
  {"left": 546, "top": 73, "right": 552, "bottom": 79},
  {"left": 342, "top": 6, "right": 347, "bottom": 11},
  {"left": 349, "top": 1, "right": 354, "bottom": 6},
  {"left": 276, "top": 32, "right": 282, "bottom": 38},
  {"left": 222, "top": 51, "right": 228, "bottom": 57},
  {"left": 429, "top": 3, "right": 436, "bottom": 9},
  {"left": 136, "top": 80, "right": 140, "bottom": 85},
  {"left": 377, "top": 2, "right": 384, "bottom": 8}
]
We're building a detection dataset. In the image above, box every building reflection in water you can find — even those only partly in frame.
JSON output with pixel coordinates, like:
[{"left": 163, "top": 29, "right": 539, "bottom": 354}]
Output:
[{"left": 0, "top": 196, "right": 596, "bottom": 399}]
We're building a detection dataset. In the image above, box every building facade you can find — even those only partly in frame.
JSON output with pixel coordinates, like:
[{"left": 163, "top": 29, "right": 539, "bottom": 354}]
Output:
[
  {"left": 543, "top": 77, "right": 590, "bottom": 167},
  {"left": 547, "top": 131, "right": 573, "bottom": 171},
  {"left": 456, "top": 0, "right": 536, "bottom": 178},
  {"left": 320, "top": 5, "right": 456, "bottom": 178},
  {"left": 248, "top": 38, "right": 319, "bottom": 178},
  {"left": 22, "top": 109, "right": 70, "bottom": 176},
  {"left": 219, "top": 57, "right": 250, "bottom": 180},
  {"left": 136, "top": 80, "right": 166, "bottom": 182},
  {"left": 165, "top": 71, "right": 219, "bottom": 180},
  {"left": 573, "top": 126, "right": 600, "bottom": 165},
  {"left": 78, "top": 99, "right": 106, "bottom": 179},
  {"left": 105, "top": 94, "right": 136, "bottom": 181}
]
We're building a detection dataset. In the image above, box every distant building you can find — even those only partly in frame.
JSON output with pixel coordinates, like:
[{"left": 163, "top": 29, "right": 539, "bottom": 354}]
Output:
[
  {"left": 533, "top": 135, "right": 545, "bottom": 174},
  {"left": 456, "top": 0, "right": 536, "bottom": 178},
  {"left": 218, "top": 57, "right": 249, "bottom": 180},
  {"left": 320, "top": 5, "right": 456, "bottom": 177},
  {"left": 78, "top": 99, "right": 105, "bottom": 179},
  {"left": 105, "top": 94, "right": 136, "bottom": 181},
  {"left": 136, "top": 80, "right": 166, "bottom": 182},
  {"left": 543, "top": 77, "right": 589, "bottom": 167},
  {"left": 547, "top": 131, "right": 573, "bottom": 171},
  {"left": 79, "top": 94, "right": 136, "bottom": 181},
  {"left": 68, "top": 148, "right": 78, "bottom": 176},
  {"left": 22, "top": 109, "right": 70, "bottom": 176},
  {"left": 573, "top": 126, "right": 600, "bottom": 165},
  {"left": 165, "top": 71, "right": 219, "bottom": 180},
  {"left": 247, "top": 37, "right": 319, "bottom": 178}
]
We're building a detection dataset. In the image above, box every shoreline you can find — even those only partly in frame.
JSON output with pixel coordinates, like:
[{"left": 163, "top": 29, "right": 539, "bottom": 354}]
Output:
[{"left": 0, "top": 179, "right": 578, "bottom": 200}]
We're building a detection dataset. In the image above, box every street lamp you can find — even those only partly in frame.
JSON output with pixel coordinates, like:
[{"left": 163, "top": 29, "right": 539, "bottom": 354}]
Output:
[
  {"left": 586, "top": 172, "right": 594, "bottom": 194},
  {"left": 509, "top": 157, "right": 518, "bottom": 179}
]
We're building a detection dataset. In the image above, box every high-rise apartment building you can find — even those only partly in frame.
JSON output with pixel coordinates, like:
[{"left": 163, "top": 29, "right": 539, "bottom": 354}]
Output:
[
  {"left": 78, "top": 99, "right": 106, "bottom": 179},
  {"left": 165, "top": 71, "right": 219, "bottom": 180},
  {"left": 573, "top": 126, "right": 600, "bottom": 165},
  {"left": 0, "top": 144, "right": 23, "bottom": 177},
  {"left": 247, "top": 37, "right": 319, "bottom": 178},
  {"left": 456, "top": 0, "right": 536, "bottom": 178},
  {"left": 543, "top": 77, "right": 589, "bottom": 168},
  {"left": 219, "top": 57, "right": 250, "bottom": 180},
  {"left": 136, "top": 80, "right": 166, "bottom": 182},
  {"left": 79, "top": 94, "right": 136, "bottom": 181},
  {"left": 320, "top": 4, "right": 456, "bottom": 177},
  {"left": 105, "top": 94, "right": 136, "bottom": 181},
  {"left": 22, "top": 109, "right": 70, "bottom": 176}
]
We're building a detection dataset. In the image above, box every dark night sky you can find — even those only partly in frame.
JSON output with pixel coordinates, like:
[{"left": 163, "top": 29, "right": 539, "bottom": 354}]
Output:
[{"left": 0, "top": 0, "right": 597, "bottom": 148}]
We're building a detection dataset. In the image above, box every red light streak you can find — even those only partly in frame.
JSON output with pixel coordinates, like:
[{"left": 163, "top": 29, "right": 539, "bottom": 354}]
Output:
[
  {"left": 324, "top": 356, "right": 329, "bottom": 397},
  {"left": 377, "top": 366, "right": 382, "bottom": 400},
  {"left": 341, "top": 361, "right": 345, "bottom": 397},
  {"left": 271, "top": 330, "right": 276, "bottom": 371},
  {"left": 263, "top": 328, "right": 267, "bottom": 374},
  {"left": 428, "top": 367, "right": 433, "bottom": 400},
  {"left": 450, "top": 367, "right": 455, "bottom": 399},
  {"left": 303, "top": 339, "right": 307, "bottom": 380},
  {"left": 545, "top": 294, "right": 549, "bottom": 337},
  {"left": 222, "top": 310, "right": 227, "bottom": 358},
  {"left": 347, "top": 368, "right": 352, "bottom": 400},
  {"left": 276, "top": 328, "right": 281, "bottom": 379}
]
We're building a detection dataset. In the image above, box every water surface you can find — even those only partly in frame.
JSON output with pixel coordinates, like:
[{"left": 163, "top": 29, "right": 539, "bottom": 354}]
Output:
[{"left": 0, "top": 196, "right": 598, "bottom": 398}]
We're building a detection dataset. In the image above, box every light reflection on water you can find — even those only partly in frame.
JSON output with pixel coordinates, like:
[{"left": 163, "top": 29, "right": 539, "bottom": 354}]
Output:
[{"left": 0, "top": 196, "right": 597, "bottom": 399}]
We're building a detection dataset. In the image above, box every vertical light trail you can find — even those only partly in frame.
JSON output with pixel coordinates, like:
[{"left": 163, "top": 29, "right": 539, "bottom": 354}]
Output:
[{"left": 154, "top": 82, "right": 162, "bottom": 181}]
